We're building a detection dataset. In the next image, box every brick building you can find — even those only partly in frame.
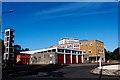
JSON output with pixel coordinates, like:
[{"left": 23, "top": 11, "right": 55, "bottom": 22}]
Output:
[
  {"left": 58, "top": 38, "right": 105, "bottom": 63},
  {"left": 80, "top": 40, "right": 105, "bottom": 63}
]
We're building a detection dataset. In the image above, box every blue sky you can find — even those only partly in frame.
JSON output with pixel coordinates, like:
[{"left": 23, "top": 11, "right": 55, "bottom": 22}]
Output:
[{"left": 2, "top": 2, "right": 118, "bottom": 51}]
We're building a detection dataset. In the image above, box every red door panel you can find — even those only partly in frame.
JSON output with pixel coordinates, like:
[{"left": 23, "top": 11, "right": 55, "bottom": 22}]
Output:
[
  {"left": 66, "top": 54, "right": 71, "bottom": 64},
  {"left": 58, "top": 54, "right": 64, "bottom": 64},
  {"left": 21, "top": 59, "right": 25, "bottom": 64},
  {"left": 78, "top": 55, "right": 82, "bottom": 63},
  {"left": 72, "top": 55, "right": 76, "bottom": 64}
]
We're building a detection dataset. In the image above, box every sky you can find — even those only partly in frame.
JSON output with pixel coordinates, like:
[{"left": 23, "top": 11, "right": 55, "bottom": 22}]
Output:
[{"left": 2, "top": 2, "right": 118, "bottom": 51}]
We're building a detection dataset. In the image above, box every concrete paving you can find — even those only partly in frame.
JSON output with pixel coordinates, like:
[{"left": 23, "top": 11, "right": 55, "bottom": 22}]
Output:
[
  {"left": 91, "top": 64, "right": 120, "bottom": 76},
  {"left": 98, "top": 64, "right": 120, "bottom": 70}
]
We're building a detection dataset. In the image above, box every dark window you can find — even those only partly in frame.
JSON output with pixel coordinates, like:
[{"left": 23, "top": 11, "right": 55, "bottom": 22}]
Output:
[
  {"left": 58, "top": 49, "right": 64, "bottom": 52},
  {"left": 6, "top": 32, "right": 9, "bottom": 36},
  {"left": 83, "top": 51, "right": 86, "bottom": 54},
  {"left": 52, "top": 49, "right": 56, "bottom": 52},
  {"left": 65, "top": 50, "right": 71, "bottom": 53},
  {"left": 88, "top": 51, "right": 92, "bottom": 54},
  {"left": 72, "top": 50, "right": 75, "bottom": 53},
  {"left": 10, "top": 31, "right": 13, "bottom": 36},
  {"left": 79, "top": 51, "right": 82, "bottom": 54},
  {"left": 48, "top": 50, "right": 51, "bottom": 52},
  {"left": 7, "top": 37, "right": 9, "bottom": 41}
]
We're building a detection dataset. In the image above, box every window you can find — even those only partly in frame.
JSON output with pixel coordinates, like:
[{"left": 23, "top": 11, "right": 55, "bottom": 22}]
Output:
[
  {"left": 83, "top": 51, "right": 86, "bottom": 54},
  {"left": 75, "top": 51, "right": 78, "bottom": 54},
  {"left": 74, "top": 44, "right": 79, "bottom": 47},
  {"left": 88, "top": 50, "right": 92, "bottom": 54},
  {"left": 79, "top": 51, "right": 82, "bottom": 54},
  {"left": 7, "top": 37, "right": 9, "bottom": 41},
  {"left": 72, "top": 50, "right": 75, "bottom": 54},
  {"left": 52, "top": 49, "right": 56, "bottom": 52},
  {"left": 85, "top": 58, "right": 87, "bottom": 60},
  {"left": 90, "top": 43, "right": 92, "bottom": 46},
  {"left": 6, "top": 31, "right": 9, "bottom": 36},
  {"left": 65, "top": 50, "right": 71, "bottom": 53},
  {"left": 67, "top": 45, "right": 72, "bottom": 48},
  {"left": 58, "top": 49, "right": 64, "bottom": 52}
]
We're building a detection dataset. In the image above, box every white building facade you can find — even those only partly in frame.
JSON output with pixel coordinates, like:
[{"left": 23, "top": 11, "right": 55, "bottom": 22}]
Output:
[{"left": 20, "top": 47, "right": 84, "bottom": 64}]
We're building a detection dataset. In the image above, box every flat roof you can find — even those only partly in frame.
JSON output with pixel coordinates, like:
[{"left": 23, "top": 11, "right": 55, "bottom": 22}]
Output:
[
  {"left": 20, "top": 47, "right": 82, "bottom": 54},
  {"left": 5, "top": 28, "right": 15, "bottom": 31},
  {"left": 59, "top": 37, "right": 79, "bottom": 41},
  {"left": 80, "top": 40, "right": 104, "bottom": 43}
]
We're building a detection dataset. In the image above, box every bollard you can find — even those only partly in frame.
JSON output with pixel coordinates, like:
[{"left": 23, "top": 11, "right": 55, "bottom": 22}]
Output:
[{"left": 98, "top": 57, "right": 102, "bottom": 68}]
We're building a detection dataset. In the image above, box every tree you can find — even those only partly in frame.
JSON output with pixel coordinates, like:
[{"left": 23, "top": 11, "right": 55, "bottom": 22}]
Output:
[
  {"left": 21, "top": 48, "right": 29, "bottom": 51},
  {"left": 112, "top": 47, "right": 119, "bottom": 60},
  {"left": 104, "top": 48, "right": 112, "bottom": 61},
  {"left": 13, "top": 44, "right": 21, "bottom": 63},
  {"left": 14, "top": 44, "right": 21, "bottom": 52}
]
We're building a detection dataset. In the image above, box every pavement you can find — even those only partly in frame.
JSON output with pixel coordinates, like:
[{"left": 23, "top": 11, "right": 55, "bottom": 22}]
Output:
[
  {"left": 2, "top": 63, "right": 120, "bottom": 80},
  {"left": 91, "top": 64, "right": 120, "bottom": 76},
  {"left": 98, "top": 64, "right": 120, "bottom": 70}
]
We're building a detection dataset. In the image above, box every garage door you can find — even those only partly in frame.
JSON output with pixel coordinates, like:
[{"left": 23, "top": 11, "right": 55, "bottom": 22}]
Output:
[
  {"left": 58, "top": 54, "right": 64, "bottom": 64},
  {"left": 66, "top": 54, "right": 71, "bottom": 64},
  {"left": 78, "top": 55, "right": 82, "bottom": 63},
  {"left": 72, "top": 55, "right": 76, "bottom": 64}
]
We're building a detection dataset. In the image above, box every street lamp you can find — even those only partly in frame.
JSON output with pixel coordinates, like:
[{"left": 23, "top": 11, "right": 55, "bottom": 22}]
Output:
[
  {"left": 1, "top": 10, "right": 14, "bottom": 38},
  {"left": 2, "top": 10, "right": 14, "bottom": 14}
]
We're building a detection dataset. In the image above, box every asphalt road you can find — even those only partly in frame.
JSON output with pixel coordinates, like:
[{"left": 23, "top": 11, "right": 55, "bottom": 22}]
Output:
[{"left": 2, "top": 63, "right": 120, "bottom": 80}]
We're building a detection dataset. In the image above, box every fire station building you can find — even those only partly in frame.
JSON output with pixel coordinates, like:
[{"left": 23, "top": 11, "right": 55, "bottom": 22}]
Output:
[{"left": 20, "top": 47, "right": 84, "bottom": 64}]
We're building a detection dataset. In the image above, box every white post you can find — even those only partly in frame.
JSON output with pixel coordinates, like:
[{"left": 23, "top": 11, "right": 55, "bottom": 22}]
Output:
[
  {"left": 71, "top": 50, "right": 72, "bottom": 64},
  {"left": 81, "top": 51, "right": 84, "bottom": 63},
  {"left": 76, "top": 54, "right": 78, "bottom": 64},
  {"left": 98, "top": 57, "right": 102, "bottom": 68},
  {"left": 64, "top": 50, "right": 66, "bottom": 64},
  {"left": 30, "top": 55, "right": 33, "bottom": 64}
]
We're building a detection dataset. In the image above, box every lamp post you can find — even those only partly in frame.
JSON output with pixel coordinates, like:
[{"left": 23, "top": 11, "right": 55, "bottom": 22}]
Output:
[{"left": 1, "top": 10, "right": 14, "bottom": 39}]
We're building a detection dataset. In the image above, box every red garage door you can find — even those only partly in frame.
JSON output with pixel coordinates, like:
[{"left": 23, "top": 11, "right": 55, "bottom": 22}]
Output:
[
  {"left": 58, "top": 54, "right": 64, "bottom": 64},
  {"left": 66, "top": 54, "right": 71, "bottom": 64},
  {"left": 72, "top": 55, "right": 76, "bottom": 64},
  {"left": 78, "top": 55, "right": 82, "bottom": 64}
]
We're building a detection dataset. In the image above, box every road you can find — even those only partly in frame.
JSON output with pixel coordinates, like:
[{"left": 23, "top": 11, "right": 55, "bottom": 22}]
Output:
[{"left": 2, "top": 63, "right": 120, "bottom": 80}]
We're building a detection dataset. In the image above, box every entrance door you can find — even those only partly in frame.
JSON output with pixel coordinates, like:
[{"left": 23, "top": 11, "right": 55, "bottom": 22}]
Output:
[
  {"left": 58, "top": 54, "right": 64, "bottom": 64},
  {"left": 66, "top": 54, "right": 71, "bottom": 64},
  {"left": 72, "top": 55, "right": 76, "bottom": 64},
  {"left": 78, "top": 55, "right": 82, "bottom": 63}
]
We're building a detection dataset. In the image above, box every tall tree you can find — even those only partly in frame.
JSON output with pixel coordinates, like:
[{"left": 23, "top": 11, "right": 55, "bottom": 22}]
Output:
[
  {"left": 13, "top": 44, "right": 21, "bottom": 63},
  {"left": 104, "top": 48, "right": 112, "bottom": 61},
  {"left": 112, "top": 47, "right": 119, "bottom": 60},
  {"left": 14, "top": 44, "right": 21, "bottom": 52},
  {"left": 24, "top": 48, "right": 29, "bottom": 51}
]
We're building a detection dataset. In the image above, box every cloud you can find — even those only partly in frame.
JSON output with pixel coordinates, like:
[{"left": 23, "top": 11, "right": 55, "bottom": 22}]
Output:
[
  {"left": 32, "top": 3, "right": 96, "bottom": 16},
  {"left": 31, "top": 2, "right": 117, "bottom": 18},
  {"left": 12, "top": 2, "right": 117, "bottom": 24}
]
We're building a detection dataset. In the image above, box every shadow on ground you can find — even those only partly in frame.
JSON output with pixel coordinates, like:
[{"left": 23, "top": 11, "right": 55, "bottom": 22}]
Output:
[{"left": 2, "top": 64, "right": 68, "bottom": 79}]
